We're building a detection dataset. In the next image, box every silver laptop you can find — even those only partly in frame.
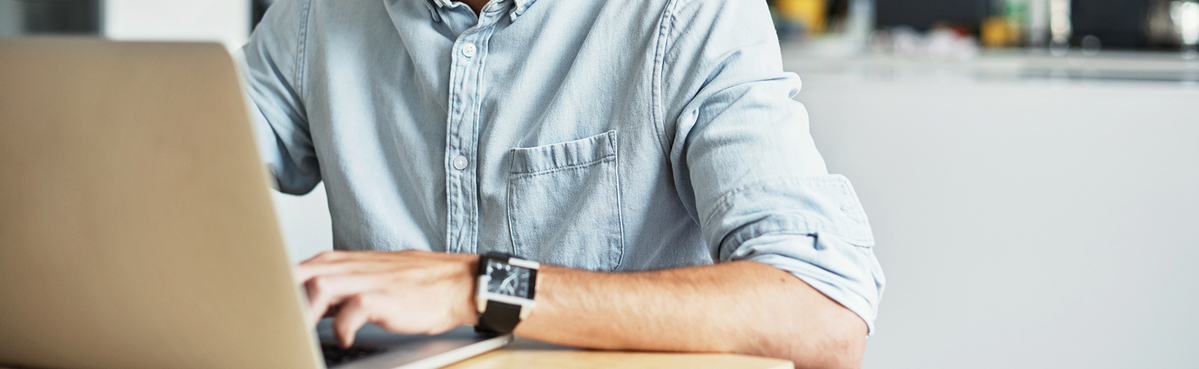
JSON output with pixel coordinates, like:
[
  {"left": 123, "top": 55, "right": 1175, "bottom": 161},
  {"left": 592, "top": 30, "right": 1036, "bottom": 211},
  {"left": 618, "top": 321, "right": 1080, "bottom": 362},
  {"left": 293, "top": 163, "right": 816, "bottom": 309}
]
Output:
[{"left": 0, "top": 38, "right": 510, "bottom": 369}]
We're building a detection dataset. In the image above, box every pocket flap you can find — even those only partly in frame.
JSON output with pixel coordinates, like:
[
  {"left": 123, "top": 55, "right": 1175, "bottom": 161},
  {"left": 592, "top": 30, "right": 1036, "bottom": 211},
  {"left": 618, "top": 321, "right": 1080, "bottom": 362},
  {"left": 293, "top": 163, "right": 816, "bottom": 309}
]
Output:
[{"left": 509, "top": 131, "right": 618, "bottom": 175}]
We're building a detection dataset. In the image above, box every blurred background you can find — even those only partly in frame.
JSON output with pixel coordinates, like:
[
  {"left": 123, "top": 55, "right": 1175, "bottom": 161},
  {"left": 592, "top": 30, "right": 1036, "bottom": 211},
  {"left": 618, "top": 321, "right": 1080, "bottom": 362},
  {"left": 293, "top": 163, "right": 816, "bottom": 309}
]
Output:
[{"left": 2, "top": 1, "right": 1197, "bottom": 368}]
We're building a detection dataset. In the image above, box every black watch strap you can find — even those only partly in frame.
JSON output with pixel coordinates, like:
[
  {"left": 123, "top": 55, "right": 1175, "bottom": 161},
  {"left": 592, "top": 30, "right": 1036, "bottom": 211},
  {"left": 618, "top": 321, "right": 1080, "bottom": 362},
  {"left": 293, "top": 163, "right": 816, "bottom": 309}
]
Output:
[{"left": 475, "top": 300, "right": 522, "bottom": 335}]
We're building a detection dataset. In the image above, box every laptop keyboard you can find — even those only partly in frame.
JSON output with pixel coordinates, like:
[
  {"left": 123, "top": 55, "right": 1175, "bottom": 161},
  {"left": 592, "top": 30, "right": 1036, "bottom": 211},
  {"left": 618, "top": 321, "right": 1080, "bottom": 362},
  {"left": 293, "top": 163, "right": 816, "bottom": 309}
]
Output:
[{"left": 321, "top": 343, "right": 388, "bottom": 367}]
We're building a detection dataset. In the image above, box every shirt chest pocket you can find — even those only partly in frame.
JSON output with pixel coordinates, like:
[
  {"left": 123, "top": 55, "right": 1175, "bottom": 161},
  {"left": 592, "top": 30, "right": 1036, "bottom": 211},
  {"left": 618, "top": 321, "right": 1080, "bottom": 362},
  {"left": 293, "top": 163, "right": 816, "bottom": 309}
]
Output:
[{"left": 506, "top": 131, "right": 623, "bottom": 271}]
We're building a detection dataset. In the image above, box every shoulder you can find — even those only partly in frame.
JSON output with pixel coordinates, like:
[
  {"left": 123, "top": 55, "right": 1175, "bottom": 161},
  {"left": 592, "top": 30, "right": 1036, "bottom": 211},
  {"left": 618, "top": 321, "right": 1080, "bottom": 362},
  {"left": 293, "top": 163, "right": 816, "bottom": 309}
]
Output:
[
  {"left": 662, "top": 0, "right": 773, "bottom": 34},
  {"left": 656, "top": 0, "right": 777, "bottom": 59},
  {"left": 257, "top": 0, "right": 314, "bottom": 33},
  {"left": 248, "top": 0, "right": 315, "bottom": 61}
]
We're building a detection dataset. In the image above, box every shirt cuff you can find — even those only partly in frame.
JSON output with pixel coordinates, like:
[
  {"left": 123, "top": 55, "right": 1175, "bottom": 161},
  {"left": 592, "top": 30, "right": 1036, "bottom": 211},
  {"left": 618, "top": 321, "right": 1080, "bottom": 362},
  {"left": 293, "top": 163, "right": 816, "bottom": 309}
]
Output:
[{"left": 734, "top": 234, "right": 885, "bottom": 336}]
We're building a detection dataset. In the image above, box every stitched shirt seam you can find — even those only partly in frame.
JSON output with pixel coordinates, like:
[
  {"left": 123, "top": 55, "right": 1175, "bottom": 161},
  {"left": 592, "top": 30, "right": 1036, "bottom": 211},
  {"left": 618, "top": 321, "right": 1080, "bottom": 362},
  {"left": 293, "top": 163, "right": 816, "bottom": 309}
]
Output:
[
  {"left": 651, "top": 0, "right": 680, "bottom": 159},
  {"left": 511, "top": 155, "right": 616, "bottom": 177},
  {"left": 295, "top": 0, "right": 312, "bottom": 101}
]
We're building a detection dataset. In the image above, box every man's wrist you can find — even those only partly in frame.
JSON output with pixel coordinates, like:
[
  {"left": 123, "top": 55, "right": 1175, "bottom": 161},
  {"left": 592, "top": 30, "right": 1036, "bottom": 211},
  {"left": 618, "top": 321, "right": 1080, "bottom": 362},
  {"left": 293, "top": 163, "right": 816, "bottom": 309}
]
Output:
[
  {"left": 456, "top": 254, "right": 480, "bottom": 326},
  {"left": 473, "top": 254, "right": 540, "bottom": 334}
]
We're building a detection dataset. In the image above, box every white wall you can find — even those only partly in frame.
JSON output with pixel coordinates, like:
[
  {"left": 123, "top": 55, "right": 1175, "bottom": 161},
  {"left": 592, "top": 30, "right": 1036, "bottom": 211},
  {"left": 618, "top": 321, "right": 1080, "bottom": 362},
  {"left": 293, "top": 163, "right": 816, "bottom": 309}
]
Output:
[
  {"left": 271, "top": 185, "right": 334, "bottom": 263},
  {"left": 791, "top": 65, "right": 1199, "bottom": 368},
  {"left": 104, "top": 0, "right": 250, "bottom": 51}
]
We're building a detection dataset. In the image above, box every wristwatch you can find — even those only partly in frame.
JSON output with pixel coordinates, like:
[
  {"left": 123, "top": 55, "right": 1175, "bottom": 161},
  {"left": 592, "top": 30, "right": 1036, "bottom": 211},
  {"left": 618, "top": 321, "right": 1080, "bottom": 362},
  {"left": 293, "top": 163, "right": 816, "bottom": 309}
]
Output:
[{"left": 475, "top": 253, "right": 539, "bottom": 335}]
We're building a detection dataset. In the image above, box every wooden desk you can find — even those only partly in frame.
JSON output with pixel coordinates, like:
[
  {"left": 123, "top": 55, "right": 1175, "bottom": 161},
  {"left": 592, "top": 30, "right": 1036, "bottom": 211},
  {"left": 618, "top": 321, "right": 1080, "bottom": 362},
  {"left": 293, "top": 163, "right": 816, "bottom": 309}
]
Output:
[
  {"left": 447, "top": 350, "right": 792, "bottom": 369},
  {"left": 445, "top": 337, "right": 794, "bottom": 369},
  {"left": 0, "top": 339, "right": 793, "bottom": 369}
]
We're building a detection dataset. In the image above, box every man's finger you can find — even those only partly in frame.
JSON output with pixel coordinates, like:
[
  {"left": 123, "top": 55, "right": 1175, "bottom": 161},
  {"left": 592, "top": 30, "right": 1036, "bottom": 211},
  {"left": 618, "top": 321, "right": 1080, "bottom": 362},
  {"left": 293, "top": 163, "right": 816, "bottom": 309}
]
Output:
[
  {"left": 294, "top": 251, "right": 352, "bottom": 282},
  {"left": 304, "top": 275, "right": 353, "bottom": 327},
  {"left": 333, "top": 294, "right": 374, "bottom": 348},
  {"left": 294, "top": 252, "right": 406, "bottom": 284},
  {"left": 304, "top": 274, "right": 391, "bottom": 327}
]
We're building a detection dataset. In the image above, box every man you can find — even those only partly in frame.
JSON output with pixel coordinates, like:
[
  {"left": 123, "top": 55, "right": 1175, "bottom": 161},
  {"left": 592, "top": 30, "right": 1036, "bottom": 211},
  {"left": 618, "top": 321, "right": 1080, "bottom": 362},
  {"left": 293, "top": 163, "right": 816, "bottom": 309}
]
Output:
[{"left": 240, "top": 0, "right": 884, "bottom": 367}]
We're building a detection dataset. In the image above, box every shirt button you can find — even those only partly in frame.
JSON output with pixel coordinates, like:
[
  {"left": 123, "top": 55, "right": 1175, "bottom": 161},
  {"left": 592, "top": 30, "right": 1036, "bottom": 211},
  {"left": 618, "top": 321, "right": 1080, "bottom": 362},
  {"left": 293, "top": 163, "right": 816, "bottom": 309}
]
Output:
[
  {"left": 461, "top": 44, "right": 477, "bottom": 57},
  {"left": 452, "top": 155, "right": 469, "bottom": 170}
]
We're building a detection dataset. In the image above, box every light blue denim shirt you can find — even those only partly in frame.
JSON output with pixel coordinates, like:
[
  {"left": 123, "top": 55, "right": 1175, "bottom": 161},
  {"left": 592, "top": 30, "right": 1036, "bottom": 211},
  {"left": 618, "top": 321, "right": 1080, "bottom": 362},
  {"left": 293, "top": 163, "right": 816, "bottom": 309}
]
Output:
[{"left": 240, "top": 0, "right": 884, "bottom": 331}]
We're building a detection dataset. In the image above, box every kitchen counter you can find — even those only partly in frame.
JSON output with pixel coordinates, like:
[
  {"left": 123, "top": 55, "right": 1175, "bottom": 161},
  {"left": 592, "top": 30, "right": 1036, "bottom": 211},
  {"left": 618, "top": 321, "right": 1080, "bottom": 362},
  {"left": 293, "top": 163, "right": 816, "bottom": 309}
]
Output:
[{"left": 782, "top": 45, "right": 1199, "bottom": 84}]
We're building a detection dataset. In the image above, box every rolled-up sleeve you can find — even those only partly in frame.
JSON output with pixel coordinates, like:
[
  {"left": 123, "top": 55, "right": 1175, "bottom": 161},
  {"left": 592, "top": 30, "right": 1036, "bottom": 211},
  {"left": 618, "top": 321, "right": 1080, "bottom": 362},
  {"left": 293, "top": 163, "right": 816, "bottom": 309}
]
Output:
[
  {"left": 660, "top": 0, "right": 885, "bottom": 333},
  {"left": 237, "top": 0, "right": 321, "bottom": 195}
]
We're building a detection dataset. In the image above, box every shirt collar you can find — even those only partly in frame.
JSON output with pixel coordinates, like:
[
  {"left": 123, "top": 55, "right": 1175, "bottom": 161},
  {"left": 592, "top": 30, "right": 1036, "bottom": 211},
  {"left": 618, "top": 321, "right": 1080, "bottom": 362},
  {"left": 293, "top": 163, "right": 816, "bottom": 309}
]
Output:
[
  {"left": 424, "top": 0, "right": 537, "bottom": 22},
  {"left": 509, "top": 0, "right": 536, "bottom": 20}
]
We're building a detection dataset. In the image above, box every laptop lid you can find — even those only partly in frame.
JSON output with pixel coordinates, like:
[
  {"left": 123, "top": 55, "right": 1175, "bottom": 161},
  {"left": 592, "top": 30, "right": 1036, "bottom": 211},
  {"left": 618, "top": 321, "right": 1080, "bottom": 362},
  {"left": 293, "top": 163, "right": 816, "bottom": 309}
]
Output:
[
  {"left": 0, "top": 38, "right": 511, "bottom": 369},
  {"left": 0, "top": 38, "right": 323, "bottom": 369}
]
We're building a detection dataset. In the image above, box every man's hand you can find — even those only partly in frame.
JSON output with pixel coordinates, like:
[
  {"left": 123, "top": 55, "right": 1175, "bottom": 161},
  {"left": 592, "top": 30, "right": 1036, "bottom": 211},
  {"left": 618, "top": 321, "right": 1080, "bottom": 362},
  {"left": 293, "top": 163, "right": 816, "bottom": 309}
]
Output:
[{"left": 293, "top": 250, "right": 478, "bottom": 348}]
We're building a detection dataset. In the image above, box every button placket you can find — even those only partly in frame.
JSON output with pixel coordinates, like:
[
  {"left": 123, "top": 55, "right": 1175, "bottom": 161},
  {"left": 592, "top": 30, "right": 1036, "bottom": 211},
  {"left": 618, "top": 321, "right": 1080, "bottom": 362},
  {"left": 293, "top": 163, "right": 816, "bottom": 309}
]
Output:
[
  {"left": 444, "top": 9, "right": 502, "bottom": 255},
  {"left": 445, "top": 35, "right": 470, "bottom": 254}
]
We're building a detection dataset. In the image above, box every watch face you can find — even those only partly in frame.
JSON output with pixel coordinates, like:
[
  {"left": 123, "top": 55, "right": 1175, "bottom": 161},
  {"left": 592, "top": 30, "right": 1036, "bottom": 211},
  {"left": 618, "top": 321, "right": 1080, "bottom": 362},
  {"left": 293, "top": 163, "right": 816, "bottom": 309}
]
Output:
[{"left": 485, "top": 259, "right": 530, "bottom": 298}]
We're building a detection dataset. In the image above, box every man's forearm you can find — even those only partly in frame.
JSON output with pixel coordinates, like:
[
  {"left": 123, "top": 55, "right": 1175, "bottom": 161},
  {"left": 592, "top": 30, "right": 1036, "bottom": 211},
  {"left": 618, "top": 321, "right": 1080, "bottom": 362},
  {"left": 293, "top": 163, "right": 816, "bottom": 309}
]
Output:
[
  {"left": 295, "top": 251, "right": 868, "bottom": 368},
  {"left": 514, "top": 260, "right": 867, "bottom": 369}
]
